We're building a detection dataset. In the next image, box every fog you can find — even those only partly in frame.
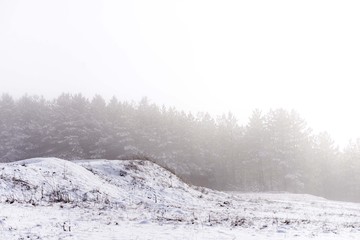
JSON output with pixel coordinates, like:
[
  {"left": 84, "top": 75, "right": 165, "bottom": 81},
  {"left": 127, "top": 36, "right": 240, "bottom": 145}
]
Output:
[
  {"left": 1, "top": 1, "right": 360, "bottom": 202},
  {"left": 1, "top": 1, "right": 360, "bottom": 147},
  {"left": 1, "top": 94, "right": 360, "bottom": 203}
]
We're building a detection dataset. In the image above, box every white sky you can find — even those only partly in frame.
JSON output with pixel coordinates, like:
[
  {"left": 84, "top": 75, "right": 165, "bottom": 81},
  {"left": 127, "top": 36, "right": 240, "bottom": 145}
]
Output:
[{"left": 1, "top": 0, "right": 360, "bottom": 148}]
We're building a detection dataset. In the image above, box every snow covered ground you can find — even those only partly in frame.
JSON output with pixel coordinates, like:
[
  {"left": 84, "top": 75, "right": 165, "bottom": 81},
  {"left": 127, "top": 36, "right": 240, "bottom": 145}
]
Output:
[{"left": 1, "top": 158, "right": 359, "bottom": 239}]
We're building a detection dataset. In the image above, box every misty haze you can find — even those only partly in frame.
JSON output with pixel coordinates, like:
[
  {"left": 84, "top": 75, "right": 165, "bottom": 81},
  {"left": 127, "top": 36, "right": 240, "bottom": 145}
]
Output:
[{"left": 1, "top": 1, "right": 360, "bottom": 239}]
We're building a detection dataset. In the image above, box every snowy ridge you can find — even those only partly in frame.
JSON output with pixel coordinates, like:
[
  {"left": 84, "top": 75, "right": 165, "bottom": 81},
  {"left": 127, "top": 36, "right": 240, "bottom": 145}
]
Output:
[
  {"left": 1, "top": 158, "right": 360, "bottom": 239},
  {"left": 0, "top": 158, "right": 213, "bottom": 206}
]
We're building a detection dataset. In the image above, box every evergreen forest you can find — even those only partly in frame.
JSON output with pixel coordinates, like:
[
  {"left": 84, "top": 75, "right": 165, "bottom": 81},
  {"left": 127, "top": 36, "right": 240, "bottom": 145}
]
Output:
[{"left": 1, "top": 93, "right": 359, "bottom": 202}]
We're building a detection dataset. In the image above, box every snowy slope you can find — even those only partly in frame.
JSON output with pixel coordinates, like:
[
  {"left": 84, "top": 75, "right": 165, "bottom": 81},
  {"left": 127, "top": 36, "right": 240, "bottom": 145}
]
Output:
[{"left": 0, "top": 158, "right": 359, "bottom": 239}]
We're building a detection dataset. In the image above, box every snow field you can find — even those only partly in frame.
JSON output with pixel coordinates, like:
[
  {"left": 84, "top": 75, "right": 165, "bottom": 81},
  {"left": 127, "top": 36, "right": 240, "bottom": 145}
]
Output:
[{"left": 0, "top": 158, "right": 359, "bottom": 239}]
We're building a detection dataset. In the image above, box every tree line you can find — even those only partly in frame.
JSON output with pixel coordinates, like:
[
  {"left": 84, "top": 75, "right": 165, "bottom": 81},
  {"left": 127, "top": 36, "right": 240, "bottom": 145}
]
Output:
[{"left": 0, "top": 93, "right": 359, "bottom": 202}]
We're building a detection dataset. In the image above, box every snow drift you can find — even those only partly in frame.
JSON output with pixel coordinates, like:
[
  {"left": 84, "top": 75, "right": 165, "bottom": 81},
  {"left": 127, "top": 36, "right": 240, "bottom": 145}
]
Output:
[{"left": 0, "top": 158, "right": 213, "bottom": 207}]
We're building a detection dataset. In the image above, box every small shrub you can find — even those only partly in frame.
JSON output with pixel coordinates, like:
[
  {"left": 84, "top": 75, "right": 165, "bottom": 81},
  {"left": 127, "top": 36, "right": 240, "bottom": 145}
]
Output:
[
  {"left": 125, "top": 162, "right": 139, "bottom": 172},
  {"left": 119, "top": 170, "right": 127, "bottom": 177},
  {"left": 49, "top": 190, "right": 71, "bottom": 203}
]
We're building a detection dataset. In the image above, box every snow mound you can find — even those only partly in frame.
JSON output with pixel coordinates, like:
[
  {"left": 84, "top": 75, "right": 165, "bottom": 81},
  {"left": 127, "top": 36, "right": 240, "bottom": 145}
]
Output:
[{"left": 0, "top": 158, "right": 213, "bottom": 207}]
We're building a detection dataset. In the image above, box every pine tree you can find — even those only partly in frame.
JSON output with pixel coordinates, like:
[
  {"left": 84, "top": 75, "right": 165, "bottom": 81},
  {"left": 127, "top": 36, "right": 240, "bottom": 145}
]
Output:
[
  {"left": 341, "top": 139, "right": 360, "bottom": 201},
  {"left": 243, "top": 109, "right": 267, "bottom": 191}
]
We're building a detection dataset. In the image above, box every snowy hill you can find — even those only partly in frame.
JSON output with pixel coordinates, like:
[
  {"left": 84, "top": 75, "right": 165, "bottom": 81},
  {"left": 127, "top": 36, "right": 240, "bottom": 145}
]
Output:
[
  {"left": 0, "top": 158, "right": 216, "bottom": 207},
  {"left": 1, "top": 158, "right": 359, "bottom": 239}
]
